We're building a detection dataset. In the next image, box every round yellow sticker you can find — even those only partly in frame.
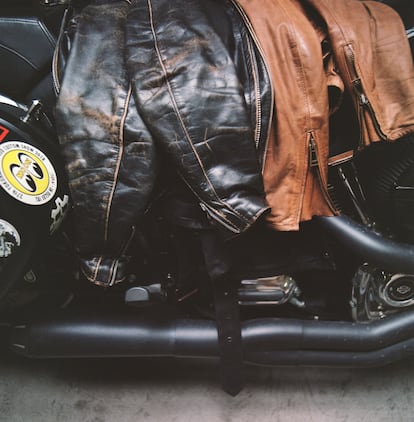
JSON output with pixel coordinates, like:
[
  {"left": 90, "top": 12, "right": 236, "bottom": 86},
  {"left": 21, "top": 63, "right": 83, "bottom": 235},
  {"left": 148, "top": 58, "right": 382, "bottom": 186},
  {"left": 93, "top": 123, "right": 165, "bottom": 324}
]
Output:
[
  {"left": 2, "top": 149, "right": 49, "bottom": 195},
  {"left": 0, "top": 142, "right": 57, "bottom": 205}
]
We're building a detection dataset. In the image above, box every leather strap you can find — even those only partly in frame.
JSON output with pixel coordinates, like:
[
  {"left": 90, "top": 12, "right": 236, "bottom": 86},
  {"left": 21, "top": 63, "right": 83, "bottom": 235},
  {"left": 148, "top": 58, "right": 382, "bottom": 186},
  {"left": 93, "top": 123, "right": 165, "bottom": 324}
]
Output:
[{"left": 212, "top": 277, "right": 244, "bottom": 396}]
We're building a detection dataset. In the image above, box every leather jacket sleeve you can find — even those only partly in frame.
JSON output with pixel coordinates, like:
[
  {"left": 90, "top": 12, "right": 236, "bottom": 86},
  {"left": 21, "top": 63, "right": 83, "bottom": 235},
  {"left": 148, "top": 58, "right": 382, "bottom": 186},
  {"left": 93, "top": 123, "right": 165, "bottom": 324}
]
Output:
[
  {"left": 54, "top": 0, "right": 271, "bottom": 285},
  {"left": 125, "top": 0, "right": 269, "bottom": 234},
  {"left": 55, "top": 1, "right": 157, "bottom": 286}
]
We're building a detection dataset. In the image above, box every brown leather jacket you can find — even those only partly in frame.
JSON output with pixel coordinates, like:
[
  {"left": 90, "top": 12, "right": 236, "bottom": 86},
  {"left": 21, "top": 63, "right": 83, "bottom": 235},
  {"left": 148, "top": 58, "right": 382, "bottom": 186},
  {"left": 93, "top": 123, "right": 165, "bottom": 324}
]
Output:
[{"left": 236, "top": 0, "right": 414, "bottom": 230}]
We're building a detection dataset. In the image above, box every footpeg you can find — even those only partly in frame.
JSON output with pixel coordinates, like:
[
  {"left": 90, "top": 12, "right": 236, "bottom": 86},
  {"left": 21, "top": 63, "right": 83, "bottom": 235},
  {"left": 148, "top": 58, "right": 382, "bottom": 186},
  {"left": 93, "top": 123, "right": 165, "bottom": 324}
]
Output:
[{"left": 124, "top": 284, "right": 164, "bottom": 306}]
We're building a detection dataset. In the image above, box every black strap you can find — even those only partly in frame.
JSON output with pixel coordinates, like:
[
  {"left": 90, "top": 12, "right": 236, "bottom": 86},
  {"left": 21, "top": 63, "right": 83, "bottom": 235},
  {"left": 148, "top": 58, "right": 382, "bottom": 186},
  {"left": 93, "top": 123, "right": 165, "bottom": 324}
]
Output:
[
  {"left": 198, "top": 230, "right": 244, "bottom": 395},
  {"left": 212, "top": 277, "right": 244, "bottom": 396}
]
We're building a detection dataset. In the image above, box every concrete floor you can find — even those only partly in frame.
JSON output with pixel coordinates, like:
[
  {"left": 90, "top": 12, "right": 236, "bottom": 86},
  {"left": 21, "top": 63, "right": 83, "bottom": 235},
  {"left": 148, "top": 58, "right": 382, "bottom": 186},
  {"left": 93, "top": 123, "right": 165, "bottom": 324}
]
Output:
[{"left": 0, "top": 350, "right": 413, "bottom": 422}]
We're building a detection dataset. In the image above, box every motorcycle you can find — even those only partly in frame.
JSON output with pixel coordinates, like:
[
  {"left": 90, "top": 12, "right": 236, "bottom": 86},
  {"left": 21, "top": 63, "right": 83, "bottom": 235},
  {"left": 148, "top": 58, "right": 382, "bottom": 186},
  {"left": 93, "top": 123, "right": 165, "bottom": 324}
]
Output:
[{"left": 0, "top": 0, "right": 414, "bottom": 395}]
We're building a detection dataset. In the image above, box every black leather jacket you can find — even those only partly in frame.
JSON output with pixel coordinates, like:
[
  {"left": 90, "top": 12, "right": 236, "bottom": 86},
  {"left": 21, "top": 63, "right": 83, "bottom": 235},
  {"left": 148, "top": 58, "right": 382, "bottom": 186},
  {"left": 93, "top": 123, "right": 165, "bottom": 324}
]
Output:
[
  {"left": 55, "top": 1, "right": 157, "bottom": 286},
  {"left": 126, "top": 0, "right": 271, "bottom": 232},
  {"left": 55, "top": 0, "right": 272, "bottom": 285}
]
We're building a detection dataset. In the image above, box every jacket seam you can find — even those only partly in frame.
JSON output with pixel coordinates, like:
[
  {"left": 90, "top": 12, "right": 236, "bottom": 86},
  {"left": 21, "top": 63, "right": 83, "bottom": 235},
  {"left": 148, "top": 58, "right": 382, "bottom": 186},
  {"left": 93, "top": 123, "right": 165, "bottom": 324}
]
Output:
[
  {"left": 106, "top": 258, "right": 118, "bottom": 286},
  {"left": 147, "top": 0, "right": 252, "bottom": 226},
  {"left": 103, "top": 84, "right": 132, "bottom": 242},
  {"left": 91, "top": 256, "right": 102, "bottom": 282},
  {"left": 319, "top": 0, "right": 387, "bottom": 132},
  {"left": 178, "top": 174, "right": 241, "bottom": 233},
  {"left": 245, "top": 36, "right": 261, "bottom": 149},
  {"left": 278, "top": 0, "right": 313, "bottom": 225},
  {"left": 230, "top": 0, "right": 275, "bottom": 175}
]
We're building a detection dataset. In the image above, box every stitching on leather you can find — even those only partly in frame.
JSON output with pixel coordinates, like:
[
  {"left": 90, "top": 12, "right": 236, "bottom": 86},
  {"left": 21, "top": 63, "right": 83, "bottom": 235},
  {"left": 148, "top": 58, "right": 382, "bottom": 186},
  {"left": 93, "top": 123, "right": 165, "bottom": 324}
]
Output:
[
  {"left": 52, "top": 46, "right": 60, "bottom": 95},
  {"left": 92, "top": 256, "right": 102, "bottom": 282},
  {"left": 320, "top": 1, "right": 387, "bottom": 129},
  {"left": 0, "top": 18, "right": 40, "bottom": 25},
  {"left": 279, "top": 0, "right": 316, "bottom": 225},
  {"left": 147, "top": 0, "right": 221, "bottom": 204},
  {"left": 103, "top": 84, "right": 132, "bottom": 242},
  {"left": 230, "top": 0, "right": 275, "bottom": 175},
  {"left": 177, "top": 173, "right": 241, "bottom": 232},
  {"left": 0, "top": 44, "right": 38, "bottom": 70},
  {"left": 0, "top": 18, "right": 55, "bottom": 52},
  {"left": 106, "top": 259, "right": 117, "bottom": 285},
  {"left": 245, "top": 36, "right": 261, "bottom": 149},
  {"left": 38, "top": 20, "right": 57, "bottom": 49},
  {"left": 147, "top": 0, "right": 252, "bottom": 225},
  {"left": 87, "top": 256, "right": 118, "bottom": 286}
]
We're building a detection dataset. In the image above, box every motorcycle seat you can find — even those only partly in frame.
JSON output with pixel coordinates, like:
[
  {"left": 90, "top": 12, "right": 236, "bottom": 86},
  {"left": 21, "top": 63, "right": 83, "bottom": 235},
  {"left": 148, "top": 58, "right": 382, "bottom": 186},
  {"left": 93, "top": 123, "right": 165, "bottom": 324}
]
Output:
[{"left": 0, "top": 15, "right": 56, "bottom": 108}]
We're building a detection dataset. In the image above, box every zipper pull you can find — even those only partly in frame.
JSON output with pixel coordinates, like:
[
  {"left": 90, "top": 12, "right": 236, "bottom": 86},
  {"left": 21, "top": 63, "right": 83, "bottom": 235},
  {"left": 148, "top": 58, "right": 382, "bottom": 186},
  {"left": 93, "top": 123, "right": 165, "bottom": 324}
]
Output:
[
  {"left": 308, "top": 133, "right": 318, "bottom": 168},
  {"left": 307, "top": 131, "right": 337, "bottom": 214},
  {"left": 353, "top": 79, "right": 388, "bottom": 142},
  {"left": 359, "top": 93, "right": 369, "bottom": 106},
  {"left": 352, "top": 79, "right": 368, "bottom": 105}
]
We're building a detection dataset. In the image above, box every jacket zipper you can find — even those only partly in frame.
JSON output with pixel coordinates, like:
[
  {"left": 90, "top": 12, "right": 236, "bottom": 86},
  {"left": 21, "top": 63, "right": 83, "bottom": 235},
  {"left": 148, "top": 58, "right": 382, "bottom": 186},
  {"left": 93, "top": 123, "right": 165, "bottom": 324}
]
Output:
[
  {"left": 231, "top": 0, "right": 275, "bottom": 173},
  {"left": 199, "top": 201, "right": 241, "bottom": 233},
  {"left": 247, "top": 36, "right": 262, "bottom": 150},
  {"left": 344, "top": 45, "right": 388, "bottom": 146},
  {"left": 308, "top": 132, "right": 337, "bottom": 214},
  {"left": 179, "top": 174, "right": 242, "bottom": 233}
]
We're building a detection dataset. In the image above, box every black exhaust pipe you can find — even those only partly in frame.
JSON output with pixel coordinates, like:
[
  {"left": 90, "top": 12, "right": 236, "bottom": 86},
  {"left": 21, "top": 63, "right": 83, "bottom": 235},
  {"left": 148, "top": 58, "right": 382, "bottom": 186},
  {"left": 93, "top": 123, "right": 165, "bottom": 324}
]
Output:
[
  {"left": 8, "top": 309, "right": 414, "bottom": 366},
  {"left": 316, "top": 215, "right": 414, "bottom": 274},
  {"left": 245, "top": 337, "right": 414, "bottom": 367}
]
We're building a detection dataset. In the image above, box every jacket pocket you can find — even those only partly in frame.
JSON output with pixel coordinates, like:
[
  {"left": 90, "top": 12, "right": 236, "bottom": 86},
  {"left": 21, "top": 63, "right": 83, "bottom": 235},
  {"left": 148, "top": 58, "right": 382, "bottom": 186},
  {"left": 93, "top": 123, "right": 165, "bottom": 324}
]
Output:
[{"left": 343, "top": 43, "right": 388, "bottom": 147}]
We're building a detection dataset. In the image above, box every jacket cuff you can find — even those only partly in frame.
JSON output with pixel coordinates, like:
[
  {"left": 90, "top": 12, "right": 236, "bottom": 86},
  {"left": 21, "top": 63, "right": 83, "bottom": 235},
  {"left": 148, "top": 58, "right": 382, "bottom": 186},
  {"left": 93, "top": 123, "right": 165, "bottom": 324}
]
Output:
[{"left": 79, "top": 255, "right": 129, "bottom": 287}]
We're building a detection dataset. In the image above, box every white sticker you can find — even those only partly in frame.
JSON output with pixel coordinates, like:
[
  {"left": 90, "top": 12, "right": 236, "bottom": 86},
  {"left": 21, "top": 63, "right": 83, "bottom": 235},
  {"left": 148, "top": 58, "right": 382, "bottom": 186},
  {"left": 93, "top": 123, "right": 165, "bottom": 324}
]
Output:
[
  {"left": 0, "top": 219, "right": 21, "bottom": 258},
  {"left": 50, "top": 194, "right": 70, "bottom": 234},
  {"left": 0, "top": 141, "right": 57, "bottom": 205}
]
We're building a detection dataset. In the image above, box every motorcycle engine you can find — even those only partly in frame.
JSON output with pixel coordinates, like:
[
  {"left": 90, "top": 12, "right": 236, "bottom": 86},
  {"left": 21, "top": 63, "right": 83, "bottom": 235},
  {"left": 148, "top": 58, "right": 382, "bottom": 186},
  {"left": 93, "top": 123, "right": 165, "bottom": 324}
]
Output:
[
  {"left": 334, "top": 135, "right": 414, "bottom": 321},
  {"left": 351, "top": 264, "right": 414, "bottom": 321},
  {"left": 360, "top": 135, "right": 414, "bottom": 243}
]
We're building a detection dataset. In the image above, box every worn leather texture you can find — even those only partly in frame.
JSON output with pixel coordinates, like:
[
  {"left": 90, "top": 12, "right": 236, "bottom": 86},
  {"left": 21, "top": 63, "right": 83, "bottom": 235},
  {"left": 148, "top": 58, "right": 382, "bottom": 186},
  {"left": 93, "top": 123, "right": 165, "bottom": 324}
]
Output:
[
  {"left": 125, "top": 0, "right": 269, "bottom": 234},
  {"left": 236, "top": 0, "right": 414, "bottom": 230},
  {"left": 55, "top": 2, "right": 157, "bottom": 286},
  {"left": 236, "top": 0, "right": 336, "bottom": 230},
  {"left": 55, "top": 0, "right": 414, "bottom": 284},
  {"left": 304, "top": 0, "right": 414, "bottom": 143},
  {"left": 55, "top": 0, "right": 274, "bottom": 284}
]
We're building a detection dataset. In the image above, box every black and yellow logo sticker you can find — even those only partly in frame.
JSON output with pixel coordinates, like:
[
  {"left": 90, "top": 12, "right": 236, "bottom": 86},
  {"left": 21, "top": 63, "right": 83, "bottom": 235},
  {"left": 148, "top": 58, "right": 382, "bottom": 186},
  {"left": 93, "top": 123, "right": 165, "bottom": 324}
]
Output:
[{"left": 0, "top": 142, "right": 57, "bottom": 205}]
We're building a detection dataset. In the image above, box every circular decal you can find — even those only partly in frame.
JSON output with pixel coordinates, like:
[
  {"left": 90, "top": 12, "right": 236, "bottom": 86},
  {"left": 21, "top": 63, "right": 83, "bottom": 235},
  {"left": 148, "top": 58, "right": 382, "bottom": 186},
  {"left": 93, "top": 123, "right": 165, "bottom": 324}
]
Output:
[
  {"left": 0, "top": 219, "right": 20, "bottom": 258},
  {"left": 0, "top": 141, "right": 57, "bottom": 205}
]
